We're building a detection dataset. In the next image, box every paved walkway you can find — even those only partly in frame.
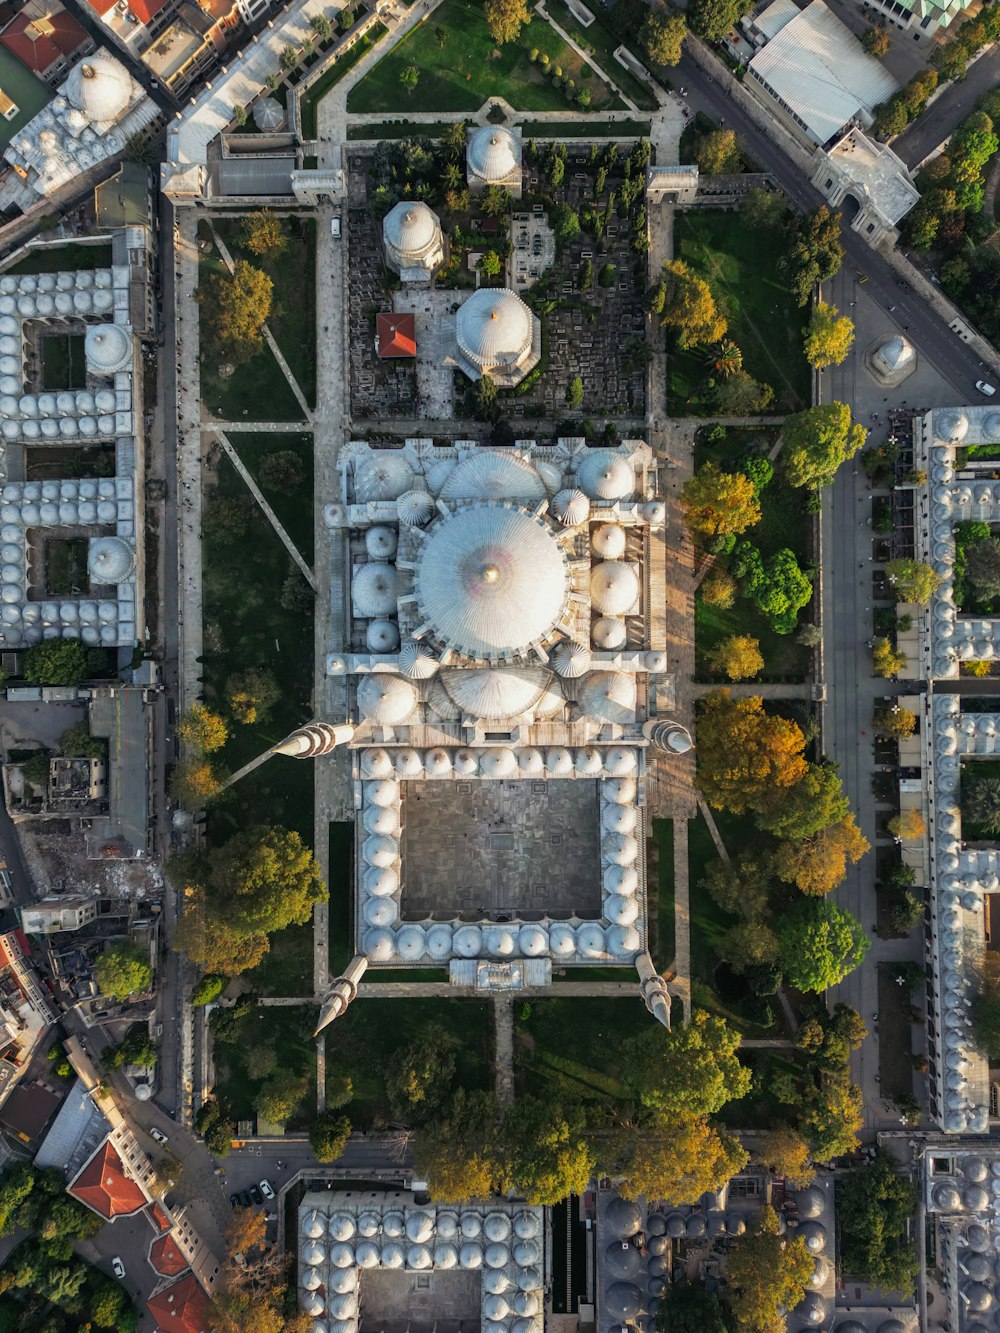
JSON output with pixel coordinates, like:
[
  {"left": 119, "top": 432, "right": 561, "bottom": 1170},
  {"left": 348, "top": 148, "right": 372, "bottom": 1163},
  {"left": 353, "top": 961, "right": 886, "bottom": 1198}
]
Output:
[
  {"left": 494, "top": 997, "right": 514, "bottom": 1108},
  {"left": 214, "top": 429, "right": 316, "bottom": 589},
  {"left": 174, "top": 210, "right": 205, "bottom": 709},
  {"left": 698, "top": 800, "right": 729, "bottom": 863}
]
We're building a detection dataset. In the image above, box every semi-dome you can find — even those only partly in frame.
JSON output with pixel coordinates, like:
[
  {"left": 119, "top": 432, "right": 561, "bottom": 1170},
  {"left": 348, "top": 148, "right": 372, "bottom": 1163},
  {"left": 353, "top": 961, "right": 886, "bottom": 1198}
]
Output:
[
  {"left": 414, "top": 503, "right": 569, "bottom": 660},
  {"left": 591, "top": 562, "right": 639, "bottom": 615},
  {"left": 355, "top": 453, "right": 413, "bottom": 501},
  {"left": 577, "top": 451, "right": 633, "bottom": 501},
  {"left": 936, "top": 410, "right": 969, "bottom": 444},
  {"left": 84, "top": 323, "right": 131, "bottom": 374},
  {"left": 442, "top": 666, "right": 553, "bottom": 720},
  {"left": 88, "top": 536, "right": 134, "bottom": 583},
  {"left": 357, "top": 674, "right": 417, "bottom": 725},
  {"left": 578, "top": 670, "right": 637, "bottom": 724},
  {"left": 456, "top": 288, "right": 534, "bottom": 370},
  {"left": 65, "top": 54, "right": 132, "bottom": 124},
  {"left": 468, "top": 125, "right": 521, "bottom": 182},
  {"left": 439, "top": 451, "right": 545, "bottom": 503}
]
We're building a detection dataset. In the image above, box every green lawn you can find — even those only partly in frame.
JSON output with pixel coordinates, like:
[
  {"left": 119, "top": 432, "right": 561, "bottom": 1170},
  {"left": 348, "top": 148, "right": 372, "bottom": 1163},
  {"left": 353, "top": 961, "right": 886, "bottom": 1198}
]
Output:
[
  {"left": 325, "top": 998, "right": 492, "bottom": 1128},
  {"left": 225, "top": 432, "right": 314, "bottom": 563},
  {"left": 519, "top": 118, "right": 652, "bottom": 138},
  {"left": 300, "top": 23, "right": 389, "bottom": 138},
  {"left": 7, "top": 241, "right": 113, "bottom": 273},
  {"left": 544, "top": 0, "right": 660, "bottom": 110},
  {"left": 41, "top": 334, "right": 86, "bottom": 390},
  {"left": 213, "top": 1003, "right": 318, "bottom": 1126},
  {"left": 696, "top": 593, "right": 811, "bottom": 682},
  {"left": 670, "top": 212, "right": 810, "bottom": 415},
  {"left": 650, "top": 818, "right": 675, "bottom": 970},
  {"left": 516, "top": 998, "right": 650, "bottom": 1103},
  {"left": 0, "top": 47, "right": 50, "bottom": 149},
  {"left": 877, "top": 963, "right": 914, "bottom": 1102},
  {"left": 347, "top": 0, "right": 626, "bottom": 114}
]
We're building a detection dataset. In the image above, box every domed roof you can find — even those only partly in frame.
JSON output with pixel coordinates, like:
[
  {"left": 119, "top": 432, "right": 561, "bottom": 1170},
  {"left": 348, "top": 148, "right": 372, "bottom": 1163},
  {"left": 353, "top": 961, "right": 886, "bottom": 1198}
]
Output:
[
  {"left": 873, "top": 334, "right": 915, "bottom": 374},
  {"left": 592, "top": 616, "right": 627, "bottom": 650},
  {"left": 355, "top": 453, "right": 413, "bottom": 501},
  {"left": 357, "top": 674, "right": 417, "bottom": 725},
  {"left": 397, "top": 490, "right": 435, "bottom": 526},
  {"left": 468, "top": 125, "right": 520, "bottom": 182},
  {"left": 983, "top": 411, "right": 1000, "bottom": 442},
  {"left": 84, "top": 323, "right": 131, "bottom": 373},
  {"left": 936, "top": 410, "right": 969, "bottom": 444},
  {"left": 552, "top": 641, "right": 591, "bottom": 677},
  {"left": 551, "top": 489, "right": 590, "bottom": 526},
  {"left": 606, "top": 1197, "right": 643, "bottom": 1235},
  {"left": 456, "top": 289, "right": 533, "bottom": 369},
  {"left": 577, "top": 451, "right": 633, "bottom": 501},
  {"left": 592, "top": 523, "right": 626, "bottom": 558},
  {"left": 399, "top": 641, "right": 439, "bottom": 679},
  {"left": 591, "top": 562, "right": 639, "bottom": 615},
  {"left": 414, "top": 503, "right": 569, "bottom": 659},
  {"left": 383, "top": 201, "right": 441, "bottom": 259},
  {"left": 577, "top": 670, "right": 636, "bottom": 724},
  {"left": 65, "top": 54, "right": 132, "bottom": 124},
  {"left": 353, "top": 562, "right": 398, "bottom": 617},
  {"left": 442, "top": 667, "right": 552, "bottom": 720},
  {"left": 88, "top": 536, "right": 134, "bottom": 583},
  {"left": 253, "top": 96, "right": 284, "bottom": 130},
  {"left": 439, "top": 451, "right": 546, "bottom": 503}
]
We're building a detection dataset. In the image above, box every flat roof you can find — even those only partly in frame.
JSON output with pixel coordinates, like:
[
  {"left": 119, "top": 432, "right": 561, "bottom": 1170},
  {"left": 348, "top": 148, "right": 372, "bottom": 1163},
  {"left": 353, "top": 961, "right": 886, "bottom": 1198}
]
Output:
[
  {"left": 211, "top": 156, "right": 296, "bottom": 196},
  {"left": 94, "top": 162, "right": 150, "bottom": 227},
  {"left": 0, "top": 44, "right": 51, "bottom": 149},
  {"left": 88, "top": 688, "right": 148, "bottom": 855}
]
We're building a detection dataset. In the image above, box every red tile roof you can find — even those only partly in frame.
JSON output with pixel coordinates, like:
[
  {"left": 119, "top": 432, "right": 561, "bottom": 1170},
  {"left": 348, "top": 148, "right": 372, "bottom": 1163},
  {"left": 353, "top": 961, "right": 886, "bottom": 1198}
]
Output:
[
  {"left": 0, "top": 9, "right": 88, "bottom": 74},
  {"left": 152, "top": 1201, "right": 173, "bottom": 1233},
  {"left": 377, "top": 312, "right": 416, "bottom": 359},
  {"left": 126, "top": 0, "right": 169, "bottom": 23},
  {"left": 86, "top": 0, "right": 118, "bottom": 14},
  {"left": 149, "top": 1231, "right": 189, "bottom": 1278},
  {"left": 147, "top": 1273, "right": 212, "bottom": 1333},
  {"left": 68, "top": 1138, "right": 148, "bottom": 1219}
]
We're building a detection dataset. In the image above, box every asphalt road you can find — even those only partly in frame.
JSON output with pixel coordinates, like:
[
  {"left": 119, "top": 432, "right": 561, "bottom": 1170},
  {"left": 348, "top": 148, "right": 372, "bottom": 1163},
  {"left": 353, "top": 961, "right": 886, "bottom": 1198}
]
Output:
[
  {"left": 674, "top": 49, "right": 999, "bottom": 397},
  {"left": 0, "top": 795, "right": 36, "bottom": 908},
  {"left": 891, "top": 46, "right": 1000, "bottom": 170}
]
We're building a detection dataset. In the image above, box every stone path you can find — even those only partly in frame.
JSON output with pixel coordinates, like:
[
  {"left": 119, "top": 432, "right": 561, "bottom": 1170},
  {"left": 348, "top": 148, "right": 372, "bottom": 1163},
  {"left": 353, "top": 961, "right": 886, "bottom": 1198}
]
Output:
[
  {"left": 220, "top": 745, "right": 277, "bottom": 792},
  {"left": 214, "top": 429, "right": 316, "bottom": 590},
  {"left": 174, "top": 210, "right": 205, "bottom": 709},
  {"left": 494, "top": 997, "right": 515, "bottom": 1108},
  {"left": 204, "top": 421, "right": 309, "bottom": 433},
  {"left": 698, "top": 800, "right": 729, "bottom": 863},
  {"left": 534, "top": 1, "right": 640, "bottom": 113}
]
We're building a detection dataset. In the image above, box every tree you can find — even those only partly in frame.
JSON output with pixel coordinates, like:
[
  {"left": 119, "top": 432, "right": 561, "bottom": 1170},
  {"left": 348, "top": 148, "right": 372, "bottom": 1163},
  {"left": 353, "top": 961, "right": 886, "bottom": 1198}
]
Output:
[
  {"left": 839, "top": 1154, "right": 917, "bottom": 1290},
  {"left": 659, "top": 260, "right": 727, "bottom": 346},
  {"left": 566, "top": 376, "right": 584, "bottom": 409},
  {"left": 174, "top": 889, "right": 269, "bottom": 976},
  {"left": 863, "top": 23, "right": 891, "bottom": 55},
  {"left": 189, "top": 824, "right": 326, "bottom": 937},
  {"left": 700, "top": 566, "right": 738, "bottom": 609},
  {"left": 255, "top": 1068, "right": 308, "bottom": 1126},
  {"left": 385, "top": 1027, "right": 457, "bottom": 1119},
  {"left": 640, "top": 10, "right": 686, "bottom": 64},
  {"left": 972, "top": 953, "right": 1000, "bottom": 1058},
  {"left": 309, "top": 1111, "right": 351, "bottom": 1163},
  {"left": 756, "top": 761, "right": 850, "bottom": 841},
  {"left": 106, "top": 1026, "right": 157, "bottom": 1069},
  {"left": 621, "top": 1010, "right": 751, "bottom": 1116},
  {"left": 171, "top": 759, "right": 224, "bottom": 809},
  {"left": 888, "top": 808, "right": 926, "bottom": 841},
  {"left": 400, "top": 63, "right": 420, "bottom": 95},
  {"left": 478, "top": 250, "right": 502, "bottom": 280},
  {"left": 226, "top": 668, "right": 280, "bottom": 726},
  {"left": 695, "top": 691, "right": 808, "bottom": 814},
  {"left": 205, "top": 493, "right": 253, "bottom": 544},
  {"left": 21, "top": 639, "right": 88, "bottom": 686},
  {"left": 192, "top": 974, "right": 225, "bottom": 1005},
  {"left": 500, "top": 1097, "right": 594, "bottom": 1205},
  {"left": 872, "top": 636, "right": 906, "bottom": 678},
  {"left": 723, "top": 919, "right": 780, "bottom": 973},
  {"left": 310, "top": 13, "right": 333, "bottom": 39},
  {"left": 713, "top": 369, "right": 775, "bottom": 414},
  {"left": 481, "top": 185, "right": 512, "bottom": 216},
  {"left": 415, "top": 1089, "right": 501, "bottom": 1201},
  {"left": 550, "top": 202, "right": 581, "bottom": 244},
  {"left": 800, "top": 1070, "right": 864, "bottom": 1159},
  {"left": 772, "top": 814, "right": 869, "bottom": 896},
  {"left": 755, "top": 1126, "right": 815, "bottom": 1187},
  {"left": 204, "top": 259, "right": 272, "bottom": 358},
  {"left": 705, "top": 339, "right": 742, "bottom": 378},
  {"left": 884, "top": 558, "right": 941, "bottom": 604},
  {"left": 257, "top": 450, "right": 304, "bottom": 495},
  {"left": 95, "top": 941, "right": 152, "bottom": 1000},
  {"left": 701, "top": 851, "right": 773, "bottom": 920},
  {"left": 779, "top": 206, "right": 844, "bottom": 306},
  {"left": 964, "top": 775, "right": 1000, "bottom": 834},
  {"left": 682, "top": 462, "right": 761, "bottom": 541},
  {"left": 804, "top": 301, "right": 855, "bottom": 367},
  {"left": 615, "top": 1113, "right": 748, "bottom": 1204},
  {"left": 965, "top": 536, "right": 1000, "bottom": 598},
  {"left": 782, "top": 402, "right": 866, "bottom": 488},
  {"left": 484, "top": 0, "right": 532, "bottom": 44},
  {"left": 58, "top": 721, "right": 105, "bottom": 759},
  {"left": 279, "top": 44, "right": 298, "bottom": 70},
  {"left": 873, "top": 706, "right": 917, "bottom": 740},
  {"left": 733, "top": 543, "right": 813, "bottom": 634},
  {"left": 657, "top": 1282, "right": 728, "bottom": 1333},
  {"left": 727, "top": 1206, "right": 814, "bottom": 1333},
  {"left": 779, "top": 898, "right": 870, "bottom": 990},
  {"left": 696, "top": 128, "right": 741, "bottom": 174},
  {"left": 178, "top": 703, "right": 228, "bottom": 753},
  {"left": 91, "top": 1282, "right": 133, "bottom": 1330},
  {"left": 688, "top": 0, "right": 753, "bottom": 42},
  {"left": 227, "top": 1205, "right": 267, "bottom": 1258},
  {"left": 240, "top": 210, "right": 286, "bottom": 259},
  {"left": 706, "top": 634, "right": 763, "bottom": 681},
  {"left": 742, "top": 186, "right": 786, "bottom": 230}
]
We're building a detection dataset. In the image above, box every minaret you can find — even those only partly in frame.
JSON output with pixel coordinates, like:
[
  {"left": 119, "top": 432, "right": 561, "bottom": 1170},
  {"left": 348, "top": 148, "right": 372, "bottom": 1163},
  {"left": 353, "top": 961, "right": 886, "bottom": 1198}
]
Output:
[
  {"left": 636, "top": 951, "right": 671, "bottom": 1028},
  {"left": 273, "top": 722, "right": 354, "bottom": 758},
  {"left": 643, "top": 719, "right": 694, "bottom": 754},
  {"left": 315, "top": 954, "right": 368, "bottom": 1035}
]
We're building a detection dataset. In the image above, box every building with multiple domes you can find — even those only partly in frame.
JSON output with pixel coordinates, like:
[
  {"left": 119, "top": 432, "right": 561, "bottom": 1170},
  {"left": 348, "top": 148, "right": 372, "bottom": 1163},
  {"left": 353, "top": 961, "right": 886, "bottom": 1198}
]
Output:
[{"left": 466, "top": 124, "right": 522, "bottom": 197}]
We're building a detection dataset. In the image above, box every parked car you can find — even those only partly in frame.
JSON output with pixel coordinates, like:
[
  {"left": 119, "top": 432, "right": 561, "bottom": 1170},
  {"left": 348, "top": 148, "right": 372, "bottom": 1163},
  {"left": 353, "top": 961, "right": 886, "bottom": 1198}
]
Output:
[
  {"left": 150, "top": 1127, "right": 168, "bottom": 1144},
  {"left": 976, "top": 380, "right": 997, "bottom": 396},
  {"left": 240, "top": 1190, "right": 252, "bottom": 1208},
  {"left": 229, "top": 1193, "right": 240, "bottom": 1209},
  {"left": 111, "top": 1257, "right": 126, "bottom": 1280},
  {"left": 260, "top": 1179, "right": 275, "bottom": 1200},
  {"left": 250, "top": 1185, "right": 264, "bottom": 1207}
]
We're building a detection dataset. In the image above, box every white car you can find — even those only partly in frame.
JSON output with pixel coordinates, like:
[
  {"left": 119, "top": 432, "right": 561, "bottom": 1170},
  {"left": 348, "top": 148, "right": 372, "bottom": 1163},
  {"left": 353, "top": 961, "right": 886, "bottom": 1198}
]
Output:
[
  {"left": 150, "top": 1127, "right": 168, "bottom": 1144},
  {"left": 260, "top": 1179, "right": 275, "bottom": 1200},
  {"left": 977, "top": 380, "right": 997, "bottom": 396},
  {"left": 112, "top": 1256, "right": 125, "bottom": 1280}
]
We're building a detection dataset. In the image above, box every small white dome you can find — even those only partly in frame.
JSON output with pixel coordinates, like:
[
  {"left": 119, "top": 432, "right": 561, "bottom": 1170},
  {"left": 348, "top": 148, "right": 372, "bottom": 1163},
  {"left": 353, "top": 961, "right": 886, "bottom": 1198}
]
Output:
[
  {"left": 453, "top": 925, "right": 483, "bottom": 957},
  {"left": 577, "top": 451, "right": 633, "bottom": 501},
  {"left": 552, "top": 641, "right": 591, "bottom": 677},
  {"left": 383, "top": 201, "right": 442, "bottom": 263},
  {"left": 545, "top": 747, "right": 573, "bottom": 775},
  {"left": 363, "top": 865, "right": 398, "bottom": 896},
  {"left": 468, "top": 124, "right": 521, "bottom": 182},
  {"left": 65, "top": 54, "right": 132, "bottom": 123},
  {"left": 362, "top": 834, "right": 398, "bottom": 868},
  {"left": 873, "top": 334, "right": 915, "bottom": 375},
  {"left": 88, "top": 537, "right": 134, "bottom": 583},
  {"left": 364, "top": 780, "right": 399, "bottom": 809},
  {"left": 591, "top": 523, "right": 626, "bottom": 558},
  {"left": 253, "top": 95, "right": 284, "bottom": 130},
  {"left": 576, "top": 923, "right": 606, "bottom": 957},
  {"left": 591, "top": 562, "right": 639, "bottom": 615},
  {"left": 357, "top": 674, "right": 416, "bottom": 725},
  {"left": 399, "top": 641, "right": 439, "bottom": 679},
  {"left": 366, "top": 525, "right": 398, "bottom": 558},
  {"left": 591, "top": 616, "right": 627, "bottom": 650},
  {"left": 355, "top": 453, "right": 414, "bottom": 502},
  {"left": 551, "top": 488, "right": 590, "bottom": 526},
  {"left": 361, "top": 748, "right": 394, "bottom": 777},
  {"left": 397, "top": 490, "right": 436, "bottom": 526},
  {"left": 84, "top": 323, "right": 131, "bottom": 374},
  {"left": 936, "top": 410, "right": 969, "bottom": 444},
  {"left": 367, "top": 618, "right": 400, "bottom": 653},
  {"left": 352, "top": 562, "right": 398, "bottom": 617},
  {"left": 604, "top": 833, "right": 638, "bottom": 864},
  {"left": 480, "top": 747, "right": 517, "bottom": 777}
]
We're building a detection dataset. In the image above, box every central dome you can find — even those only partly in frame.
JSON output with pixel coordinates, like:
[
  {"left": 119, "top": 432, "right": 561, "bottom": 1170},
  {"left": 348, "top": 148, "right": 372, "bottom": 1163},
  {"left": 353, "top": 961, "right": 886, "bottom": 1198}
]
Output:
[
  {"left": 467, "top": 125, "right": 520, "bottom": 182},
  {"left": 414, "top": 502, "right": 570, "bottom": 660},
  {"left": 65, "top": 54, "right": 132, "bottom": 125},
  {"left": 456, "top": 289, "right": 533, "bottom": 369}
]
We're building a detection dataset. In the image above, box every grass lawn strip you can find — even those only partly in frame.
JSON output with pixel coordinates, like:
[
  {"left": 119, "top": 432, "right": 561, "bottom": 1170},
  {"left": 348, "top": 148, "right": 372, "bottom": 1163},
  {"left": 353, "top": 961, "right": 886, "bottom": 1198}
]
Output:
[
  {"left": 228, "top": 431, "right": 315, "bottom": 563},
  {"left": 213, "top": 1003, "right": 318, "bottom": 1126},
  {"left": 877, "top": 962, "right": 915, "bottom": 1104},
  {"left": 300, "top": 23, "right": 389, "bottom": 138},
  {"left": 347, "top": 0, "right": 626, "bottom": 114},
  {"left": 516, "top": 998, "right": 649, "bottom": 1103}
]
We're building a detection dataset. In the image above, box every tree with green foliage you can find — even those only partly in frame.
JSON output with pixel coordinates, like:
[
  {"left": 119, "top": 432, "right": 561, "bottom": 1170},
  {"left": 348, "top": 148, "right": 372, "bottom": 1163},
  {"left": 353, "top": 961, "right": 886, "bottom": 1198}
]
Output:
[
  {"left": 621, "top": 1010, "right": 751, "bottom": 1116},
  {"left": 656, "top": 1281, "right": 729, "bottom": 1332},
  {"left": 873, "top": 706, "right": 918, "bottom": 740},
  {"left": 192, "top": 974, "right": 226, "bottom": 1005},
  {"left": 500, "top": 1097, "right": 594, "bottom": 1205},
  {"left": 226, "top": 668, "right": 280, "bottom": 726},
  {"left": 309, "top": 1111, "right": 352, "bottom": 1163},
  {"left": 863, "top": 23, "right": 890, "bottom": 55},
  {"left": 550, "top": 202, "right": 581, "bottom": 245},
  {"left": 779, "top": 899, "right": 870, "bottom": 991},
  {"left": 756, "top": 761, "right": 850, "bottom": 840},
  {"left": 682, "top": 461, "right": 760, "bottom": 541},
  {"left": 399, "top": 63, "right": 420, "bottom": 95},
  {"left": 774, "top": 815, "right": 870, "bottom": 897},
  {"left": 106, "top": 1026, "right": 157, "bottom": 1069},
  {"left": 21, "top": 639, "right": 88, "bottom": 686},
  {"left": 58, "top": 721, "right": 106, "bottom": 759},
  {"left": 778, "top": 205, "right": 844, "bottom": 305},
  {"left": 696, "top": 128, "right": 741, "bottom": 174},
  {"left": 478, "top": 250, "right": 502, "bottom": 280},
  {"left": 782, "top": 402, "right": 866, "bottom": 488},
  {"left": 755, "top": 1125, "right": 816, "bottom": 1188},
  {"left": 688, "top": 0, "right": 753, "bottom": 41},
  {"left": 723, "top": 919, "right": 780, "bottom": 973},
  {"left": 484, "top": 0, "right": 532, "bottom": 44},
  {"left": 804, "top": 301, "right": 855, "bottom": 367},
  {"left": 701, "top": 851, "right": 774, "bottom": 920},
  {"left": 257, "top": 449, "right": 304, "bottom": 495},
  {"left": 255, "top": 1068, "right": 308, "bottom": 1127},
  {"left": 170, "top": 759, "right": 225, "bottom": 809},
  {"left": 195, "top": 1097, "right": 236, "bottom": 1156},
  {"left": 415, "top": 1088, "right": 502, "bottom": 1202},
  {"left": 884, "top": 558, "right": 942, "bottom": 604},
  {"left": 713, "top": 369, "right": 775, "bottom": 414},
  {"left": 385, "top": 1027, "right": 457, "bottom": 1120},
  {"left": 566, "top": 376, "right": 584, "bottom": 409},
  {"left": 727, "top": 1205, "right": 814, "bottom": 1333},
  {"left": 178, "top": 702, "right": 228, "bottom": 754},
  {"left": 732, "top": 542, "right": 813, "bottom": 634},
  {"left": 800, "top": 1069, "right": 864, "bottom": 1159},
  {"left": 615, "top": 1112, "right": 748, "bottom": 1204},
  {"left": 640, "top": 10, "right": 686, "bottom": 64},
  {"left": 965, "top": 536, "right": 1000, "bottom": 599},
  {"left": 310, "top": 12, "right": 333, "bottom": 39},
  {"left": 839, "top": 1153, "right": 917, "bottom": 1289},
  {"left": 705, "top": 339, "right": 743, "bottom": 378},
  {"left": 742, "top": 185, "right": 786, "bottom": 229},
  {"left": 481, "top": 185, "right": 512, "bottom": 216},
  {"left": 240, "top": 210, "right": 286, "bottom": 259},
  {"left": 185, "top": 825, "right": 324, "bottom": 938},
  {"left": 95, "top": 941, "right": 151, "bottom": 1000}
]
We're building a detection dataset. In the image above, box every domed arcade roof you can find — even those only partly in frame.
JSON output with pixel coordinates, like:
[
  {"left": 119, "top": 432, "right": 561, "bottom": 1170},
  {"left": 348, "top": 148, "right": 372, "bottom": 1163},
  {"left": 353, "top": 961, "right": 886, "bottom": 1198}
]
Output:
[
  {"left": 414, "top": 502, "right": 570, "bottom": 660},
  {"left": 468, "top": 125, "right": 521, "bottom": 183},
  {"left": 456, "top": 289, "right": 533, "bottom": 370}
]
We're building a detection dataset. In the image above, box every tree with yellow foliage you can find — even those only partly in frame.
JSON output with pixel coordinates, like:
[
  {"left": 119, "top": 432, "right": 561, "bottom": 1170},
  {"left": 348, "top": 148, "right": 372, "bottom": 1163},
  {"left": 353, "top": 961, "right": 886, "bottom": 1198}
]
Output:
[
  {"left": 174, "top": 893, "right": 270, "bottom": 976},
  {"left": 888, "top": 808, "right": 926, "bottom": 842},
  {"left": 772, "top": 813, "right": 870, "bottom": 895},
  {"left": 727, "top": 1205, "right": 814, "bottom": 1333},
  {"left": 803, "top": 301, "right": 855, "bottom": 368},
  {"left": 700, "top": 566, "right": 738, "bottom": 609},
  {"left": 615, "top": 1114, "right": 748, "bottom": 1204},
  {"left": 682, "top": 462, "right": 761, "bottom": 542},
  {"left": 782, "top": 402, "right": 866, "bottom": 489},
  {"left": 695, "top": 691, "right": 808, "bottom": 814},
  {"left": 706, "top": 633, "right": 764, "bottom": 681},
  {"left": 204, "top": 260, "right": 273, "bottom": 359},
  {"left": 170, "top": 759, "right": 225, "bottom": 809},
  {"left": 240, "top": 209, "right": 287, "bottom": 259},
  {"left": 872, "top": 636, "right": 907, "bottom": 678},
  {"left": 414, "top": 1089, "right": 501, "bottom": 1203},
  {"left": 755, "top": 1126, "right": 815, "bottom": 1188},
  {"left": 178, "top": 703, "right": 228, "bottom": 753},
  {"left": 484, "top": 0, "right": 532, "bottom": 44},
  {"left": 659, "top": 260, "right": 728, "bottom": 347}
]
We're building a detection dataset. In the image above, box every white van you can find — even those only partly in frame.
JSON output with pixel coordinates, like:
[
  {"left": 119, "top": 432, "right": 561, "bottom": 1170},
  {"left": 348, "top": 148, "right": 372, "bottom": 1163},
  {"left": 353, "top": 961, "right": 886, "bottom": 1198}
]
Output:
[{"left": 331, "top": 216, "right": 341, "bottom": 239}]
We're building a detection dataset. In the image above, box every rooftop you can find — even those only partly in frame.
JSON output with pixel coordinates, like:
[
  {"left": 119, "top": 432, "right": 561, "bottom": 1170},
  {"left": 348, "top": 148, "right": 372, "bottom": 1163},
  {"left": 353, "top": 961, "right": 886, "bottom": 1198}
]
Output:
[
  {"left": 68, "top": 1135, "right": 149, "bottom": 1218},
  {"left": 0, "top": 7, "right": 88, "bottom": 76},
  {"left": 146, "top": 1273, "right": 212, "bottom": 1333},
  {"left": 377, "top": 312, "right": 416, "bottom": 359},
  {"left": 0, "top": 44, "right": 50, "bottom": 148}
]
